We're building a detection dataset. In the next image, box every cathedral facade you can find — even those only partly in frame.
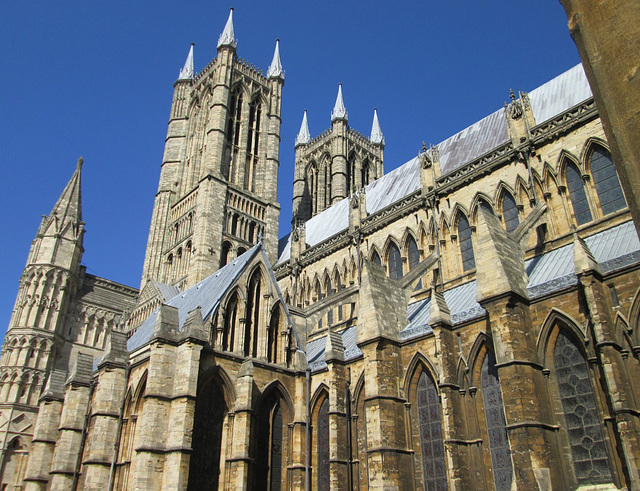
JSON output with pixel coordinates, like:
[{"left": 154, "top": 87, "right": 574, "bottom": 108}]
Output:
[{"left": 1, "top": 10, "right": 639, "bottom": 491}]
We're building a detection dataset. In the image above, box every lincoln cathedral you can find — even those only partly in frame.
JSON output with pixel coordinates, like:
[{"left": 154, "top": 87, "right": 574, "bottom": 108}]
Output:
[{"left": 1, "top": 9, "right": 639, "bottom": 491}]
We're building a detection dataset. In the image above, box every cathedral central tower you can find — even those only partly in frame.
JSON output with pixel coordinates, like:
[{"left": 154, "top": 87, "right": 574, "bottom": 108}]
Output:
[{"left": 140, "top": 9, "right": 283, "bottom": 291}]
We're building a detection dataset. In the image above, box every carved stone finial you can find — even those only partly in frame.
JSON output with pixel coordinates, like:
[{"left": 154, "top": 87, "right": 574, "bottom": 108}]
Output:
[{"left": 77, "top": 156, "right": 84, "bottom": 169}]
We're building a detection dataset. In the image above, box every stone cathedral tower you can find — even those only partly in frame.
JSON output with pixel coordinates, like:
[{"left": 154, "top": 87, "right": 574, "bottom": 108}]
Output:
[
  {"left": 292, "top": 85, "right": 384, "bottom": 223},
  {"left": 140, "top": 8, "right": 283, "bottom": 291}
]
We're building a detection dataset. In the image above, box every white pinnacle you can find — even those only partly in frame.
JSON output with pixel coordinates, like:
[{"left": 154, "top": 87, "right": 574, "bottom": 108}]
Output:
[
  {"left": 331, "top": 84, "right": 348, "bottom": 122},
  {"left": 217, "top": 8, "right": 237, "bottom": 49},
  {"left": 370, "top": 108, "right": 384, "bottom": 144},
  {"left": 266, "top": 39, "right": 284, "bottom": 79},
  {"left": 178, "top": 44, "right": 195, "bottom": 80},
  {"left": 295, "top": 110, "right": 311, "bottom": 146}
]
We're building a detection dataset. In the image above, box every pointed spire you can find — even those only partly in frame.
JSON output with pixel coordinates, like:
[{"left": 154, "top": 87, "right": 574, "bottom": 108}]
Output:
[
  {"left": 370, "top": 108, "right": 384, "bottom": 145},
  {"left": 331, "top": 84, "right": 348, "bottom": 123},
  {"left": 178, "top": 43, "right": 195, "bottom": 80},
  {"left": 266, "top": 39, "right": 284, "bottom": 79},
  {"left": 295, "top": 110, "right": 311, "bottom": 146},
  {"left": 48, "top": 158, "right": 83, "bottom": 226},
  {"left": 217, "top": 8, "right": 237, "bottom": 49}
]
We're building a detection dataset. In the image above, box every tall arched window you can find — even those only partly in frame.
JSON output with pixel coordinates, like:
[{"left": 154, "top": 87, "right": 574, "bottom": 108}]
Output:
[
  {"left": 502, "top": 192, "right": 520, "bottom": 233},
  {"left": 458, "top": 214, "right": 475, "bottom": 271},
  {"left": 388, "top": 243, "right": 403, "bottom": 279},
  {"left": 553, "top": 330, "right": 612, "bottom": 485},
  {"left": 371, "top": 250, "right": 382, "bottom": 266},
  {"left": 361, "top": 160, "right": 371, "bottom": 187},
  {"left": 188, "top": 378, "right": 228, "bottom": 490},
  {"left": 407, "top": 235, "right": 422, "bottom": 289},
  {"left": 316, "top": 397, "right": 330, "bottom": 491},
  {"left": 256, "top": 392, "right": 286, "bottom": 490},
  {"left": 589, "top": 146, "right": 626, "bottom": 216},
  {"left": 481, "top": 351, "right": 513, "bottom": 491},
  {"left": 416, "top": 372, "right": 447, "bottom": 490},
  {"left": 222, "top": 293, "right": 238, "bottom": 352},
  {"left": 566, "top": 161, "right": 593, "bottom": 226},
  {"left": 268, "top": 307, "right": 280, "bottom": 364},
  {"left": 245, "top": 272, "right": 262, "bottom": 357}
]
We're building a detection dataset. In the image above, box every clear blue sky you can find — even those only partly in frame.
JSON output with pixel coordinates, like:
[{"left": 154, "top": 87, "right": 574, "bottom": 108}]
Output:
[{"left": 0, "top": 1, "right": 580, "bottom": 337}]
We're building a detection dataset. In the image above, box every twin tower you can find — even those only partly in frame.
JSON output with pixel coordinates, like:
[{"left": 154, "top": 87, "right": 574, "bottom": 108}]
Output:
[{"left": 141, "top": 9, "right": 385, "bottom": 292}]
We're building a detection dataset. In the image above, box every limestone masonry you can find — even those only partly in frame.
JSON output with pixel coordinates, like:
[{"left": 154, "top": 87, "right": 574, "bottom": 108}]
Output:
[{"left": 1, "top": 8, "right": 639, "bottom": 491}]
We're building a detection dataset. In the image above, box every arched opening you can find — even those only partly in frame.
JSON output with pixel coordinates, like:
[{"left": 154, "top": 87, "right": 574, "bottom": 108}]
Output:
[
  {"left": 481, "top": 350, "right": 513, "bottom": 491},
  {"left": 255, "top": 389, "right": 289, "bottom": 489},
  {"left": 0, "top": 437, "right": 27, "bottom": 489},
  {"left": 187, "top": 377, "right": 229, "bottom": 490},
  {"left": 245, "top": 270, "right": 263, "bottom": 357},
  {"left": 387, "top": 242, "right": 403, "bottom": 279},
  {"left": 222, "top": 292, "right": 239, "bottom": 352},
  {"left": 501, "top": 191, "right": 520, "bottom": 233},
  {"left": 315, "top": 395, "right": 330, "bottom": 490},
  {"left": 370, "top": 250, "right": 381, "bottom": 267},
  {"left": 589, "top": 145, "right": 626, "bottom": 216},
  {"left": 458, "top": 214, "right": 475, "bottom": 272},
  {"left": 565, "top": 161, "right": 593, "bottom": 226},
  {"left": 552, "top": 329, "right": 612, "bottom": 485}
]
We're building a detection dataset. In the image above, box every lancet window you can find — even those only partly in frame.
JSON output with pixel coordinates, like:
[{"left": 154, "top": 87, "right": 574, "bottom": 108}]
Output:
[
  {"left": 589, "top": 146, "right": 626, "bottom": 216},
  {"left": 316, "top": 397, "right": 330, "bottom": 491},
  {"left": 553, "top": 330, "right": 612, "bottom": 485},
  {"left": 416, "top": 371, "right": 447, "bottom": 490},
  {"left": 481, "top": 351, "right": 512, "bottom": 491},
  {"left": 566, "top": 161, "right": 593, "bottom": 226},
  {"left": 502, "top": 192, "right": 520, "bottom": 233},
  {"left": 458, "top": 214, "right": 475, "bottom": 272},
  {"left": 388, "top": 242, "right": 403, "bottom": 279}
]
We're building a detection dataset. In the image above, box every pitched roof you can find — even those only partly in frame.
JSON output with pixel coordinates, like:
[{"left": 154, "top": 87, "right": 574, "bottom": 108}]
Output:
[
  {"left": 128, "top": 244, "right": 261, "bottom": 352},
  {"left": 278, "top": 64, "right": 593, "bottom": 263}
]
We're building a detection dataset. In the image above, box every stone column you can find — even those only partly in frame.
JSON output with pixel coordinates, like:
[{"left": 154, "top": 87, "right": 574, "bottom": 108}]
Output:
[
  {"left": 81, "top": 331, "right": 128, "bottom": 489},
  {"left": 49, "top": 353, "right": 93, "bottom": 491},
  {"left": 226, "top": 359, "right": 254, "bottom": 490},
  {"left": 161, "top": 308, "right": 207, "bottom": 489},
  {"left": 429, "top": 289, "right": 474, "bottom": 490},
  {"left": 325, "top": 331, "right": 349, "bottom": 489},
  {"left": 131, "top": 305, "right": 180, "bottom": 490},
  {"left": 475, "top": 207, "right": 556, "bottom": 489},
  {"left": 23, "top": 369, "right": 66, "bottom": 490}
]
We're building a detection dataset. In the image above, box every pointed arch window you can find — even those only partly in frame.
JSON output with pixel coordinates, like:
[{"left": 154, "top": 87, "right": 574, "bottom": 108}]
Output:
[
  {"left": 222, "top": 293, "right": 238, "bottom": 352},
  {"left": 566, "top": 161, "right": 593, "bottom": 226},
  {"left": 268, "top": 307, "right": 281, "bottom": 364},
  {"left": 188, "top": 379, "right": 228, "bottom": 489},
  {"left": 245, "top": 272, "right": 262, "bottom": 357},
  {"left": 590, "top": 146, "right": 626, "bottom": 216},
  {"left": 371, "top": 250, "right": 382, "bottom": 266},
  {"left": 361, "top": 159, "right": 371, "bottom": 187},
  {"left": 388, "top": 243, "right": 403, "bottom": 279},
  {"left": 407, "top": 235, "right": 422, "bottom": 289},
  {"left": 502, "top": 192, "right": 520, "bottom": 233},
  {"left": 316, "top": 397, "right": 330, "bottom": 491},
  {"left": 481, "top": 351, "right": 513, "bottom": 491},
  {"left": 256, "top": 394, "right": 286, "bottom": 490},
  {"left": 553, "top": 330, "right": 612, "bottom": 485},
  {"left": 416, "top": 371, "right": 447, "bottom": 490},
  {"left": 458, "top": 214, "right": 475, "bottom": 271}
]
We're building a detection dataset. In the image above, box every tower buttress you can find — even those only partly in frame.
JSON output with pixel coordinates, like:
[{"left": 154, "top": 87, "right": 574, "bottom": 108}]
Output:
[{"left": 331, "top": 84, "right": 348, "bottom": 204}]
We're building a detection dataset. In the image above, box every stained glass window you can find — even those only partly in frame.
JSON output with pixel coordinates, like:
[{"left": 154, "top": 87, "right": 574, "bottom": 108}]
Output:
[
  {"left": 481, "top": 351, "right": 513, "bottom": 491},
  {"left": 270, "top": 405, "right": 283, "bottom": 491},
  {"left": 408, "top": 235, "right": 422, "bottom": 289},
  {"left": 502, "top": 192, "right": 520, "bottom": 233},
  {"left": 566, "top": 162, "right": 593, "bottom": 226},
  {"left": 590, "top": 147, "right": 626, "bottom": 216},
  {"left": 458, "top": 215, "right": 475, "bottom": 271},
  {"left": 417, "top": 372, "right": 447, "bottom": 491},
  {"left": 256, "top": 397, "right": 285, "bottom": 490},
  {"left": 388, "top": 243, "right": 403, "bottom": 279},
  {"left": 317, "top": 398, "right": 330, "bottom": 491},
  {"left": 554, "top": 331, "right": 611, "bottom": 484}
]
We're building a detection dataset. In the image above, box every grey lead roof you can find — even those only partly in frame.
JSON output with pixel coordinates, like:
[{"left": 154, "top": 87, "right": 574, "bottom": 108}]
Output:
[
  {"left": 278, "top": 64, "right": 593, "bottom": 264},
  {"left": 128, "top": 243, "right": 262, "bottom": 352},
  {"left": 306, "top": 221, "right": 640, "bottom": 371}
]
